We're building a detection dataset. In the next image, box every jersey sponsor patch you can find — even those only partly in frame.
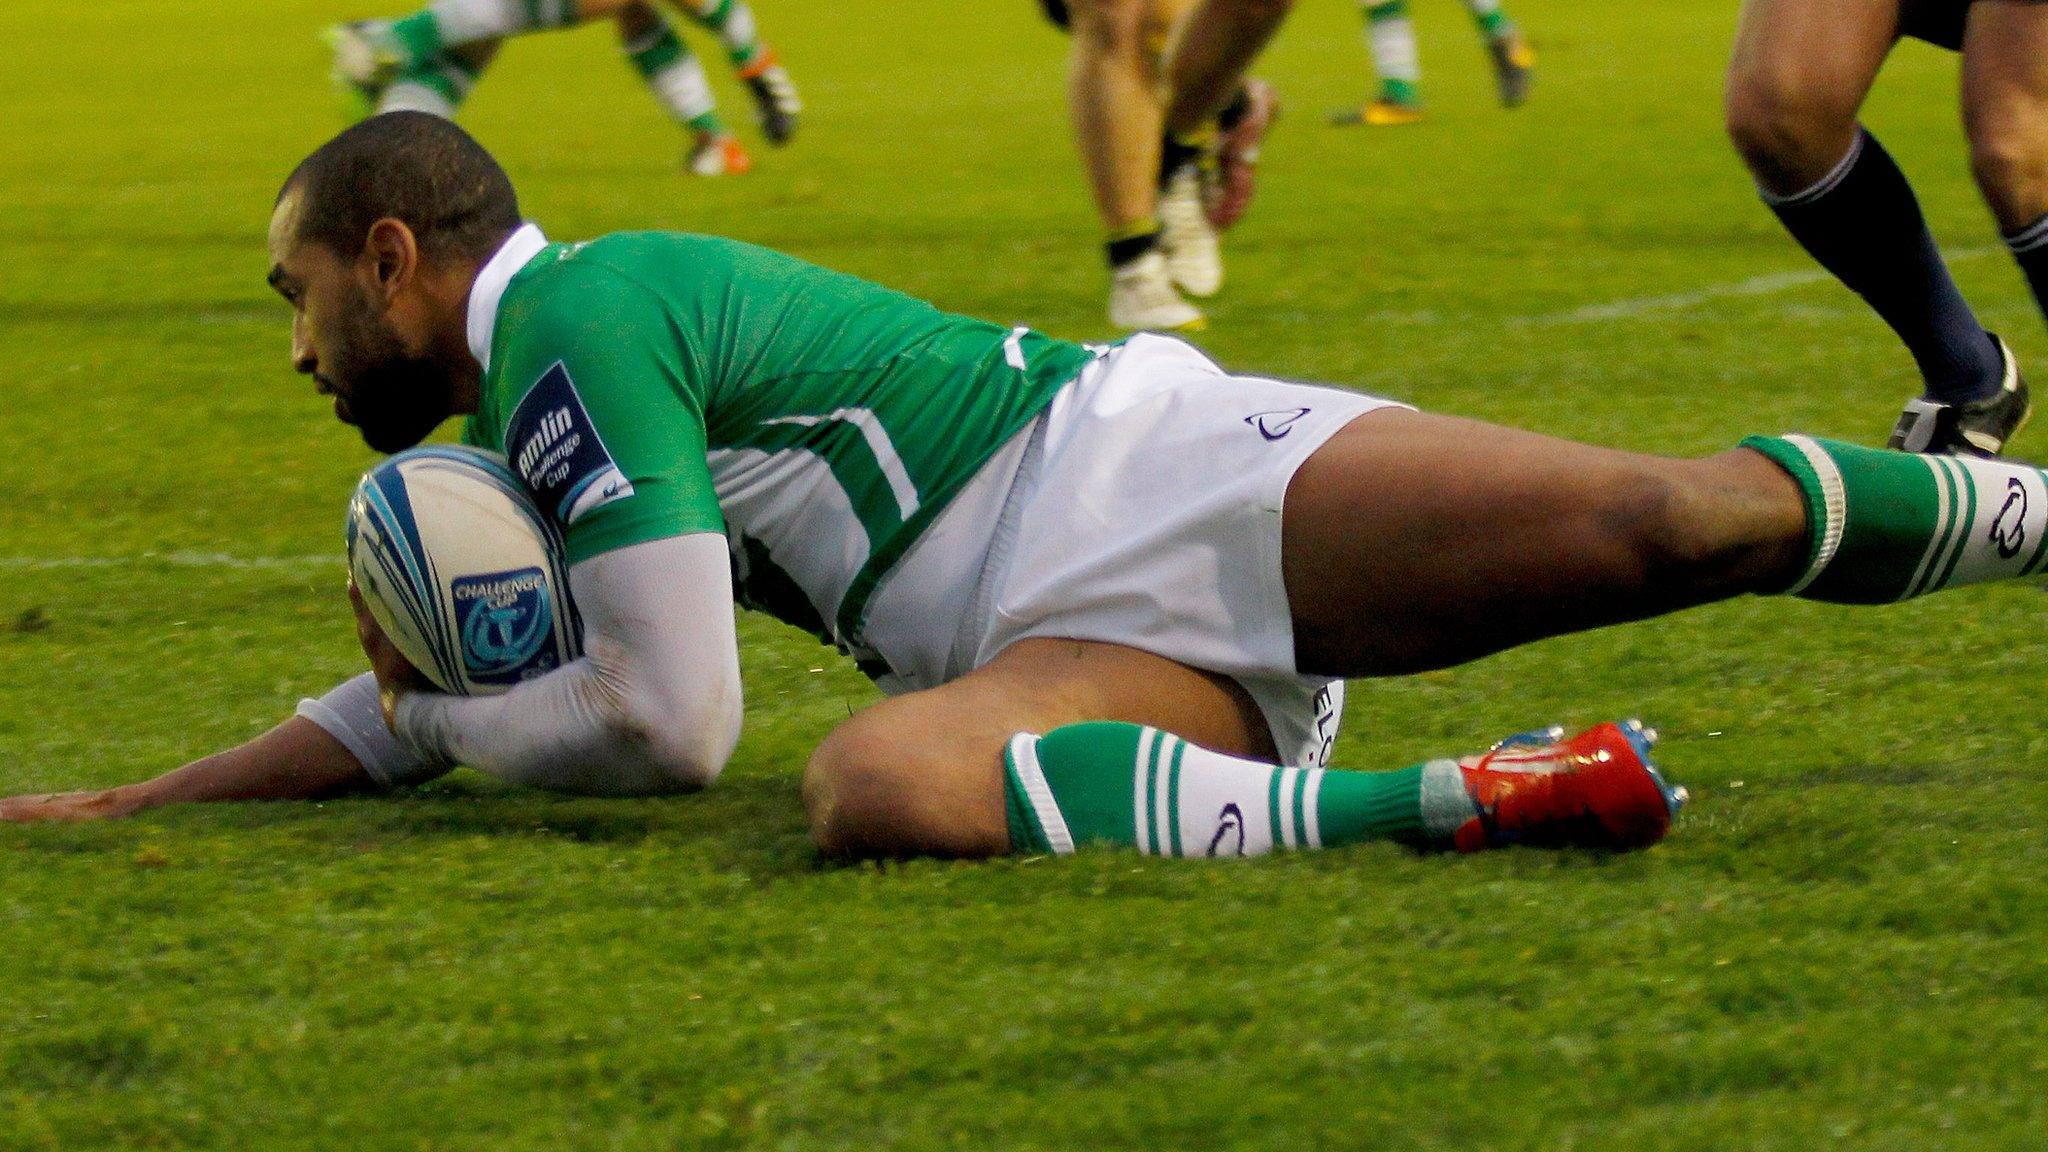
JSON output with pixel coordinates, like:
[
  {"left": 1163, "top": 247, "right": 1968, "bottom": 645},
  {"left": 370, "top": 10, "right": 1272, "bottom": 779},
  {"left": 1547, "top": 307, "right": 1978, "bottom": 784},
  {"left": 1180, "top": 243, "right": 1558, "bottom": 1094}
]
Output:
[{"left": 506, "top": 362, "right": 636, "bottom": 526}]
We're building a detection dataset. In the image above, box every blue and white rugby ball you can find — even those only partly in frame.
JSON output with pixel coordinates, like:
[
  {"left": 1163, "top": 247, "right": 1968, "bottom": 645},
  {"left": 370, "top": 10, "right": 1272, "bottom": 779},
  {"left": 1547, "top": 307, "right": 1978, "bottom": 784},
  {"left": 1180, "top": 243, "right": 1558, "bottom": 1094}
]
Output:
[{"left": 347, "top": 445, "right": 582, "bottom": 696}]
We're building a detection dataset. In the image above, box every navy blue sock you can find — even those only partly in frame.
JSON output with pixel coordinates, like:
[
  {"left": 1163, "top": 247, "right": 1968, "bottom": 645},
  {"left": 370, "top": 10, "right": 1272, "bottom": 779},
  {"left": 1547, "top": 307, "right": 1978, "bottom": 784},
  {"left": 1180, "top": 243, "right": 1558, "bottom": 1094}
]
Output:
[
  {"left": 2005, "top": 213, "right": 2048, "bottom": 326},
  {"left": 1765, "top": 128, "right": 2002, "bottom": 404}
]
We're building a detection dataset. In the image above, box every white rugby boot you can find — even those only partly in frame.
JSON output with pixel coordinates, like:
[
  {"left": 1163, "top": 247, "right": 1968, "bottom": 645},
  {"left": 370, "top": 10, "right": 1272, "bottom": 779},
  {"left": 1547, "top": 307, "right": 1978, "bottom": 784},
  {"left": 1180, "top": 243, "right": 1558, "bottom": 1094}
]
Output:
[
  {"left": 1109, "top": 251, "right": 1206, "bottom": 332},
  {"left": 1159, "top": 164, "right": 1224, "bottom": 298}
]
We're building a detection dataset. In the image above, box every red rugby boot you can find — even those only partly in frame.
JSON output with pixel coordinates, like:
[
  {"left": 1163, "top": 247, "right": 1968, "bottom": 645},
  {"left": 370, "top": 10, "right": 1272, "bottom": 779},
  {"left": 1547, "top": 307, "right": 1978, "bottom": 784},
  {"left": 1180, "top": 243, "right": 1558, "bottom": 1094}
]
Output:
[{"left": 1450, "top": 719, "right": 1687, "bottom": 852}]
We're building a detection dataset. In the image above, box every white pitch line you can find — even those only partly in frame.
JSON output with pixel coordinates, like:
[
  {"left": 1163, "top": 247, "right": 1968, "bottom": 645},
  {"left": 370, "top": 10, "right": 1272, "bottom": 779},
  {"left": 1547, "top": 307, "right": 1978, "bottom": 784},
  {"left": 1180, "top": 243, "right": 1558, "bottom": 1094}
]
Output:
[
  {"left": 0, "top": 552, "right": 342, "bottom": 572},
  {"left": 1519, "top": 244, "right": 2001, "bottom": 326}
]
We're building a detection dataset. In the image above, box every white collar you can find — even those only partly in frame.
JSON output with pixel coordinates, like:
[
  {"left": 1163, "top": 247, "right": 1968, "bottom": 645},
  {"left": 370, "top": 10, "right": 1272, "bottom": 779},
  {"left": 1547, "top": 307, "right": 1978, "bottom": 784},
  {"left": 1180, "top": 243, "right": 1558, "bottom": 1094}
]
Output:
[{"left": 465, "top": 223, "right": 549, "bottom": 374}]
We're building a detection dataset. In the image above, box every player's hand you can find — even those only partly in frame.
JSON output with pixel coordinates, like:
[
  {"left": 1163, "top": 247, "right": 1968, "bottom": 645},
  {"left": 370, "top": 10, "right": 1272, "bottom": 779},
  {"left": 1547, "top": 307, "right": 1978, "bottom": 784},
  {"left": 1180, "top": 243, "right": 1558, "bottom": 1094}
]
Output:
[
  {"left": 0, "top": 788, "right": 141, "bottom": 823},
  {"left": 348, "top": 577, "right": 431, "bottom": 728}
]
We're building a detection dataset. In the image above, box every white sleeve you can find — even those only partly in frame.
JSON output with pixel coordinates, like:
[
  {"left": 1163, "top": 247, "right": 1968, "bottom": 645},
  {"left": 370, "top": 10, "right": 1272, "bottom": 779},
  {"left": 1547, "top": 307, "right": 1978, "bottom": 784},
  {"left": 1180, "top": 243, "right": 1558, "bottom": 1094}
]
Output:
[
  {"left": 391, "top": 533, "right": 744, "bottom": 796},
  {"left": 296, "top": 672, "right": 453, "bottom": 788}
]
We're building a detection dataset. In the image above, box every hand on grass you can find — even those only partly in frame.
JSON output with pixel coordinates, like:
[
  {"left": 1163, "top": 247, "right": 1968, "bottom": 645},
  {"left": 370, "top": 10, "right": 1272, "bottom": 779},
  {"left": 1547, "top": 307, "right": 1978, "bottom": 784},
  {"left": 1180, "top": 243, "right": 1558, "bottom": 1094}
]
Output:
[{"left": 0, "top": 788, "right": 141, "bottom": 823}]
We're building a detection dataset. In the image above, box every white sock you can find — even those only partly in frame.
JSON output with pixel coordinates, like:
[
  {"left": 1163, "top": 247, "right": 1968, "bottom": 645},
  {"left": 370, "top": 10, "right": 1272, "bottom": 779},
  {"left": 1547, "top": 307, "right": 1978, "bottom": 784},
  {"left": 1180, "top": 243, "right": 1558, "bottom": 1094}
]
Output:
[
  {"left": 378, "top": 79, "right": 459, "bottom": 118},
  {"left": 1363, "top": 3, "right": 1421, "bottom": 87},
  {"left": 427, "top": 0, "right": 551, "bottom": 46}
]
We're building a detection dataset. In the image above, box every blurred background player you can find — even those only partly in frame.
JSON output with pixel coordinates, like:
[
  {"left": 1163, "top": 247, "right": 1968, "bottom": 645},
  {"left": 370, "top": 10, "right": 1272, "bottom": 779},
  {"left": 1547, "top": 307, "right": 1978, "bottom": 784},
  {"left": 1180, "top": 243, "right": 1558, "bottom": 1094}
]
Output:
[
  {"left": 329, "top": 0, "right": 801, "bottom": 176},
  {"left": 1724, "top": 0, "right": 2047, "bottom": 455},
  {"left": 1045, "top": 0, "right": 1279, "bottom": 330},
  {"left": 1330, "top": 0, "right": 1533, "bottom": 126}
]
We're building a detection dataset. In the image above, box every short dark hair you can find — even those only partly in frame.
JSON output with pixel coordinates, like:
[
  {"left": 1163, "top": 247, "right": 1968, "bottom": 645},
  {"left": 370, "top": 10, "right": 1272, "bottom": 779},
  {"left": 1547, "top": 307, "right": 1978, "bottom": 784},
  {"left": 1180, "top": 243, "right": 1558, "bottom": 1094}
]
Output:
[{"left": 280, "top": 111, "right": 521, "bottom": 264}]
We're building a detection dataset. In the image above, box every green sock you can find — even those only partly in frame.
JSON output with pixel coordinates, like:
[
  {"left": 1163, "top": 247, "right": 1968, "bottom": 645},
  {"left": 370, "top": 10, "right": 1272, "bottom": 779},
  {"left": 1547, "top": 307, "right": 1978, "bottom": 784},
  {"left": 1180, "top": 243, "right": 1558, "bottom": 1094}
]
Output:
[
  {"left": 386, "top": 12, "right": 447, "bottom": 66},
  {"left": 624, "top": 22, "right": 726, "bottom": 134},
  {"left": 1745, "top": 435, "right": 2048, "bottom": 603},
  {"left": 1362, "top": 0, "right": 1421, "bottom": 103},
  {"left": 1465, "top": 0, "right": 1512, "bottom": 38},
  {"left": 1003, "top": 723, "right": 1478, "bottom": 857},
  {"left": 688, "top": 0, "right": 765, "bottom": 69}
]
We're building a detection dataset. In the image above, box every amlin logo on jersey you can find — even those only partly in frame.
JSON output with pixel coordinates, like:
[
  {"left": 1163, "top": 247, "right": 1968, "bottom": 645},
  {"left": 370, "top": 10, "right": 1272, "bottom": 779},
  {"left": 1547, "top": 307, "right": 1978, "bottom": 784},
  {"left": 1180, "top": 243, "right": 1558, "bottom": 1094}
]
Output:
[
  {"left": 453, "top": 567, "right": 558, "bottom": 686},
  {"left": 506, "top": 361, "right": 636, "bottom": 527}
]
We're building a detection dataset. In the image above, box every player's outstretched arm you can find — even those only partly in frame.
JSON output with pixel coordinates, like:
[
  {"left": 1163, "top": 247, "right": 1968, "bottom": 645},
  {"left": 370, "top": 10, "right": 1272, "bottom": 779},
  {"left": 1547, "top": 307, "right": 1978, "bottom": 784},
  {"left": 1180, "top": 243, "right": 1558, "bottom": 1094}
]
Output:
[
  {"left": 384, "top": 533, "right": 744, "bottom": 797},
  {"left": 0, "top": 709, "right": 380, "bottom": 823}
]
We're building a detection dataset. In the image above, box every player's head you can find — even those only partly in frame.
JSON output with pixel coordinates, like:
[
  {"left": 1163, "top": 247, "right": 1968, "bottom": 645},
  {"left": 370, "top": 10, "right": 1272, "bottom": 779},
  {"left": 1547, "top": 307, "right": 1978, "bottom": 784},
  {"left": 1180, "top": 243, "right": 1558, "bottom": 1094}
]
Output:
[{"left": 267, "top": 112, "right": 521, "bottom": 452}]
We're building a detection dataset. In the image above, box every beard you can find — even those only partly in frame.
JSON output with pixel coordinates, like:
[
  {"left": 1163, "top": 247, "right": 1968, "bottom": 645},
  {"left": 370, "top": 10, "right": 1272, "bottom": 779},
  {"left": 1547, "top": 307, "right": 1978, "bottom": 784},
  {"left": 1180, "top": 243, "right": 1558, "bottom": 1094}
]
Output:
[{"left": 325, "top": 301, "right": 456, "bottom": 454}]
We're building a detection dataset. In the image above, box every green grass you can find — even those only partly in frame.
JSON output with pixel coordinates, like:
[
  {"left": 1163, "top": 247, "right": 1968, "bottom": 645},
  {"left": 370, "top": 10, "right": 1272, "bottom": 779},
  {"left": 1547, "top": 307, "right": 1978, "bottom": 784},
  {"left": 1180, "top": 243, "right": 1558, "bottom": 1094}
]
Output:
[{"left": 3, "top": 0, "right": 2046, "bottom": 1147}]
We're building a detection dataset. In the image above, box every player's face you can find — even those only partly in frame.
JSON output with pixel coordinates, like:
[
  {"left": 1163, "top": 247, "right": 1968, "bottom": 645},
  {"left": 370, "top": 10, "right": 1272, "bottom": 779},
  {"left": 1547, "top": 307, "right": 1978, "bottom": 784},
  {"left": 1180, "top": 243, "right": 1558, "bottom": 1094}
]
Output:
[{"left": 266, "top": 194, "right": 454, "bottom": 454}]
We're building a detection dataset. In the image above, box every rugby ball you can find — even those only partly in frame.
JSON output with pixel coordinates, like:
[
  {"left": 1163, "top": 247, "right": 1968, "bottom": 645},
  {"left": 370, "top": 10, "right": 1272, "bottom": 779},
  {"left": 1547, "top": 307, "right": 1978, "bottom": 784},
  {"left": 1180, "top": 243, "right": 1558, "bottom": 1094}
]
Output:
[{"left": 346, "top": 445, "right": 582, "bottom": 696}]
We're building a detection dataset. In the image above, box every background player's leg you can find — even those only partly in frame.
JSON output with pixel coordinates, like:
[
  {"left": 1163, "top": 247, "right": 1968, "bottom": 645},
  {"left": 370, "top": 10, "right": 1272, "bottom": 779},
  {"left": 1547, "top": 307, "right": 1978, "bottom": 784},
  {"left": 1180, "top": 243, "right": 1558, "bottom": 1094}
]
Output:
[
  {"left": 1463, "top": 0, "right": 1532, "bottom": 108},
  {"left": 1066, "top": 0, "right": 1204, "bottom": 329},
  {"left": 1147, "top": 0, "right": 1225, "bottom": 299},
  {"left": 1725, "top": 0, "right": 2008, "bottom": 426},
  {"left": 615, "top": 2, "right": 752, "bottom": 175},
  {"left": 1160, "top": 0, "right": 1294, "bottom": 137},
  {"left": 1962, "top": 1, "right": 2048, "bottom": 328},
  {"left": 1285, "top": 407, "right": 2048, "bottom": 678},
  {"left": 330, "top": 0, "right": 637, "bottom": 96},
  {"left": 386, "top": 0, "right": 635, "bottom": 63},
  {"left": 1341, "top": 0, "right": 1426, "bottom": 124},
  {"left": 377, "top": 40, "right": 498, "bottom": 117},
  {"left": 670, "top": 0, "right": 801, "bottom": 144},
  {"left": 803, "top": 640, "right": 1674, "bottom": 860}
]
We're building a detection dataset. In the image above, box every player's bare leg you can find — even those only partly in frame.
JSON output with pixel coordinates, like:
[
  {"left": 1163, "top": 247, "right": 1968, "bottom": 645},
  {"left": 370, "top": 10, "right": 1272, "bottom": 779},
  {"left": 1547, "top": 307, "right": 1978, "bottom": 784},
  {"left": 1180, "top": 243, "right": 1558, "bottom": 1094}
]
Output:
[
  {"left": 807, "top": 412, "right": 1805, "bottom": 862},
  {"left": 807, "top": 632, "right": 1682, "bottom": 861},
  {"left": 1282, "top": 409, "right": 1809, "bottom": 676},
  {"left": 804, "top": 638, "right": 1277, "bottom": 858},
  {"left": 1067, "top": 0, "right": 1166, "bottom": 250},
  {"left": 1725, "top": 0, "right": 2023, "bottom": 454},
  {"left": 813, "top": 395, "right": 2048, "bottom": 862},
  {"left": 1724, "top": 0, "right": 1892, "bottom": 194},
  {"left": 1963, "top": 1, "right": 2048, "bottom": 331},
  {"left": 1066, "top": 0, "right": 1205, "bottom": 329},
  {"left": 1160, "top": 0, "right": 1294, "bottom": 137}
]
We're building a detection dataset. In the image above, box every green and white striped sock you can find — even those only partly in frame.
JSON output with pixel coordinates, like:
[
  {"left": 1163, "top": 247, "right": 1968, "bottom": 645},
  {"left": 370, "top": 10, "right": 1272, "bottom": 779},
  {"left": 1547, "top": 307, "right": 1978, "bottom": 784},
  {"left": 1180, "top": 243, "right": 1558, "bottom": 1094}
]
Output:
[
  {"left": 1746, "top": 435, "right": 2048, "bottom": 603},
  {"left": 1361, "top": 0, "right": 1421, "bottom": 105},
  {"left": 1464, "top": 0, "right": 1513, "bottom": 39},
  {"left": 624, "top": 22, "right": 724, "bottom": 134},
  {"left": 378, "top": 48, "right": 489, "bottom": 117},
  {"left": 1004, "top": 723, "right": 1477, "bottom": 858},
  {"left": 388, "top": 0, "right": 578, "bottom": 68},
  {"left": 688, "top": 0, "right": 764, "bottom": 69}
]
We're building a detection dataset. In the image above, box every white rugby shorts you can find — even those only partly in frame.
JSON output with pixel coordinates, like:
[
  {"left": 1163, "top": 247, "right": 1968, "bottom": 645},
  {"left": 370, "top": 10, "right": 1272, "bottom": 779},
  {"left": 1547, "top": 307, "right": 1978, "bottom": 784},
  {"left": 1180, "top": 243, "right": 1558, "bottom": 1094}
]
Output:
[{"left": 865, "top": 334, "right": 1405, "bottom": 769}]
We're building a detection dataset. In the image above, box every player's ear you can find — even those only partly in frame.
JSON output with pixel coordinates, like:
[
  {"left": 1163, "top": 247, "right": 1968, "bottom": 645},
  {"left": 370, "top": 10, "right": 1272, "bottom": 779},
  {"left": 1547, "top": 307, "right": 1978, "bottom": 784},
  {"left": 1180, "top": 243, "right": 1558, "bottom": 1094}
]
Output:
[{"left": 361, "top": 217, "right": 419, "bottom": 302}]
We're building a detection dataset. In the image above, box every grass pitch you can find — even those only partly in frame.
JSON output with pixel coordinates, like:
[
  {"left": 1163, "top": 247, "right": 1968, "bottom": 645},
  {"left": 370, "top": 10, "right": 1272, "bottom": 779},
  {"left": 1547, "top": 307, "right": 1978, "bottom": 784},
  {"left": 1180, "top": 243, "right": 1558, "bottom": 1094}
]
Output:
[{"left": 3, "top": 1, "right": 2046, "bottom": 1148}]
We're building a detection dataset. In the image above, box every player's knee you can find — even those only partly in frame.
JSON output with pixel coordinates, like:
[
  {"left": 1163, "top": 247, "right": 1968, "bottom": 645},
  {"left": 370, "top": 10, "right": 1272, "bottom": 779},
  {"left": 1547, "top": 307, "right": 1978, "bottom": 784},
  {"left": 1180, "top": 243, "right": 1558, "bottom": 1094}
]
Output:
[
  {"left": 802, "top": 719, "right": 918, "bottom": 858},
  {"left": 1723, "top": 69, "right": 1852, "bottom": 180},
  {"left": 1064, "top": 0, "right": 1149, "bottom": 49},
  {"left": 1968, "top": 125, "right": 2048, "bottom": 226}
]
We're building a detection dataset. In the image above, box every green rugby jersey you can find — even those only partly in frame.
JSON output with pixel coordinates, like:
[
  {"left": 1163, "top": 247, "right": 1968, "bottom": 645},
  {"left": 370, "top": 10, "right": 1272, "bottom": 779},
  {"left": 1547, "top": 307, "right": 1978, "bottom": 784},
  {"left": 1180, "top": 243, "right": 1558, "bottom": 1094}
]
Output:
[{"left": 461, "top": 228, "right": 1095, "bottom": 659}]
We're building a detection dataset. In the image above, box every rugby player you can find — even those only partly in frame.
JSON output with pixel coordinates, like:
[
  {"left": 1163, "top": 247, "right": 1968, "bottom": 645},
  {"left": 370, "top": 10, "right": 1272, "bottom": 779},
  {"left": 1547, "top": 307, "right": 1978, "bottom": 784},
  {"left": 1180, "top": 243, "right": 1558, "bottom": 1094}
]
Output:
[
  {"left": 329, "top": 0, "right": 801, "bottom": 176},
  {"left": 1330, "top": 0, "right": 1534, "bottom": 127},
  {"left": 9, "top": 114, "right": 2048, "bottom": 864},
  {"left": 1724, "top": 0, "right": 2045, "bottom": 455},
  {"left": 1042, "top": 0, "right": 1279, "bottom": 330}
]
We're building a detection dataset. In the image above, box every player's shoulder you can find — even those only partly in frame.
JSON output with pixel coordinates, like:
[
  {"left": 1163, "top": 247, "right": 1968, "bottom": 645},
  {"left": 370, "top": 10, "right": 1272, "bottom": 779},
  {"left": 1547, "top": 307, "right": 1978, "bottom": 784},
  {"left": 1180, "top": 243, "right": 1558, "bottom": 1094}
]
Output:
[
  {"left": 569, "top": 230, "right": 810, "bottom": 280},
  {"left": 502, "top": 231, "right": 817, "bottom": 320}
]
